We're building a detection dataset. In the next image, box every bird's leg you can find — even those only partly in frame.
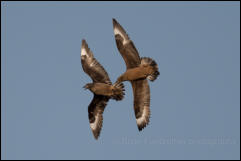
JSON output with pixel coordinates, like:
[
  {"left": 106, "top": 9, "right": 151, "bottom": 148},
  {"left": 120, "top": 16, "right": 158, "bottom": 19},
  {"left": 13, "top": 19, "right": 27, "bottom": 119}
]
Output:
[{"left": 115, "top": 74, "right": 126, "bottom": 85}]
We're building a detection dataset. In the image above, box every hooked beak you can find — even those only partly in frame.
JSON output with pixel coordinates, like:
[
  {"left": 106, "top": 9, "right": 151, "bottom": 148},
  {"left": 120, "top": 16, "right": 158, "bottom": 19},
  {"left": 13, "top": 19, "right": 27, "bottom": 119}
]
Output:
[{"left": 83, "top": 85, "right": 88, "bottom": 90}]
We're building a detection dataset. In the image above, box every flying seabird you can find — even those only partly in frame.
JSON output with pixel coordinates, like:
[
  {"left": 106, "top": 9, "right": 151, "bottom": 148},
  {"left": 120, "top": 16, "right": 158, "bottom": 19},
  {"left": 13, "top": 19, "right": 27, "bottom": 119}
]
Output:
[
  {"left": 81, "top": 39, "right": 125, "bottom": 139},
  {"left": 112, "top": 18, "right": 160, "bottom": 131}
]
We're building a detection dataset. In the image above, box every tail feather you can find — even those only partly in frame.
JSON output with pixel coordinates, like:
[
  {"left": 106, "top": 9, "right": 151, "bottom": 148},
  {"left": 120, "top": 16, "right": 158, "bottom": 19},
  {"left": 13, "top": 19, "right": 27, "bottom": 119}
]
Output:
[
  {"left": 141, "top": 57, "right": 160, "bottom": 81},
  {"left": 111, "top": 82, "right": 125, "bottom": 101}
]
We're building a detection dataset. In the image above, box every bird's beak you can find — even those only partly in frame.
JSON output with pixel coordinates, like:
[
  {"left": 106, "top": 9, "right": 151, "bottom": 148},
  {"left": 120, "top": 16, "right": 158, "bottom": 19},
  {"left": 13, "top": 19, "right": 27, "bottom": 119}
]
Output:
[{"left": 83, "top": 85, "right": 88, "bottom": 90}]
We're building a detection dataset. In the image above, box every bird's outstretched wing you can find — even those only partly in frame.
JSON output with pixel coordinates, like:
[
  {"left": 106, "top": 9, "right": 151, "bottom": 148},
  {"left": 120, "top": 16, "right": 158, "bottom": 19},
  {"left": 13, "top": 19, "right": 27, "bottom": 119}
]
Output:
[
  {"left": 112, "top": 18, "right": 141, "bottom": 69},
  {"left": 131, "top": 79, "right": 150, "bottom": 131},
  {"left": 112, "top": 18, "right": 151, "bottom": 131},
  {"left": 88, "top": 94, "right": 110, "bottom": 139},
  {"left": 81, "top": 39, "right": 111, "bottom": 85}
]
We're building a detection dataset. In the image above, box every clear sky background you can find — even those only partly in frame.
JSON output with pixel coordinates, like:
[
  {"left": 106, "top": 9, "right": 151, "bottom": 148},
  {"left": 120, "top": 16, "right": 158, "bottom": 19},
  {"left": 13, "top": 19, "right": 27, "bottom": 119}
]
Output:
[{"left": 1, "top": 1, "right": 240, "bottom": 160}]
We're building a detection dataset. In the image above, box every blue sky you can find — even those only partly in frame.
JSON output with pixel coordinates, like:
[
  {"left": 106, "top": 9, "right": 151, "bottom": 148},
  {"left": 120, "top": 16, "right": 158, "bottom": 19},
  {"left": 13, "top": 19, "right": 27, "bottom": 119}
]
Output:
[{"left": 1, "top": 1, "right": 240, "bottom": 160}]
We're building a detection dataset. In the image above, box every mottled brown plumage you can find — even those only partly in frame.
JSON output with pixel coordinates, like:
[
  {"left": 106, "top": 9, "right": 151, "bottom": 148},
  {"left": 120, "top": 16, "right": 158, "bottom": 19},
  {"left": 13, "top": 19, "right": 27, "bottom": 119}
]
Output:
[
  {"left": 81, "top": 39, "right": 125, "bottom": 139},
  {"left": 113, "top": 18, "right": 159, "bottom": 131},
  {"left": 117, "top": 65, "right": 155, "bottom": 82}
]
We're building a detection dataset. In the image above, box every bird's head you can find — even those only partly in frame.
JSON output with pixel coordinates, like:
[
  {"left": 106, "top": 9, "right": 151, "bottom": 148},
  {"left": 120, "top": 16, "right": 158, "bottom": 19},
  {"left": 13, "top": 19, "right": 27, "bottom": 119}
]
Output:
[{"left": 83, "top": 83, "right": 93, "bottom": 90}]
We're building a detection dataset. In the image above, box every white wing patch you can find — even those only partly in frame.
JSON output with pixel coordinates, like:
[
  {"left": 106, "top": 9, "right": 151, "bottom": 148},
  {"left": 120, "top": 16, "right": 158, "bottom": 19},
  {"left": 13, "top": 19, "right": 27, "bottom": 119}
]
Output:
[
  {"left": 90, "top": 113, "right": 102, "bottom": 131},
  {"left": 81, "top": 48, "right": 88, "bottom": 57},
  {"left": 114, "top": 27, "right": 128, "bottom": 45},
  {"left": 90, "top": 122, "right": 97, "bottom": 130},
  {"left": 136, "top": 106, "right": 149, "bottom": 126}
]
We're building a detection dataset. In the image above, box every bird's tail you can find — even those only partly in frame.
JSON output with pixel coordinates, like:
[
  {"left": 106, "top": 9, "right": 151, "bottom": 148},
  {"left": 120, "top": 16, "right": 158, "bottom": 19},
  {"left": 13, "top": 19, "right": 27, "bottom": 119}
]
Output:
[
  {"left": 111, "top": 82, "right": 125, "bottom": 101},
  {"left": 141, "top": 57, "right": 160, "bottom": 81}
]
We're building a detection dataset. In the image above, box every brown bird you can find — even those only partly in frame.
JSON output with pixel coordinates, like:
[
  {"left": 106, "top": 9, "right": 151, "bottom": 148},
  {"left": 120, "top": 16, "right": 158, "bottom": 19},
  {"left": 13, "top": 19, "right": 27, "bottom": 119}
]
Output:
[
  {"left": 112, "top": 18, "right": 160, "bottom": 131},
  {"left": 81, "top": 39, "right": 125, "bottom": 139}
]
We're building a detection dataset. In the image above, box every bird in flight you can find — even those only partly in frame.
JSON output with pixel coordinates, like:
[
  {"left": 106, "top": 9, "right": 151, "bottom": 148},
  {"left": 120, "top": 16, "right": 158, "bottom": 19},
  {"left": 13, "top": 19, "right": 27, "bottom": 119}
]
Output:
[
  {"left": 112, "top": 18, "right": 160, "bottom": 131},
  {"left": 81, "top": 39, "right": 125, "bottom": 139}
]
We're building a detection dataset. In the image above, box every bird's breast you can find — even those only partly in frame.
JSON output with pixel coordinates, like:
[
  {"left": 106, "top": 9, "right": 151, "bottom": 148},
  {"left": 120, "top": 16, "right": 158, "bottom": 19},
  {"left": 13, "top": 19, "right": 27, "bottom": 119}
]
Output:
[{"left": 91, "top": 83, "right": 113, "bottom": 96}]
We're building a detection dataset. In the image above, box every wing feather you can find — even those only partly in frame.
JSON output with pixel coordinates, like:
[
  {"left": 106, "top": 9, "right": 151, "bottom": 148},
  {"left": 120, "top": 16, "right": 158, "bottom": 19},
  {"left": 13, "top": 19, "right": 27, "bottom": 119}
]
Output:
[
  {"left": 81, "top": 40, "right": 111, "bottom": 84},
  {"left": 113, "top": 18, "right": 141, "bottom": 69},
  {"left": 88, "top": 94, "right": 110, "bottom": 140},
  {"left": 131, "top": 79, "right": 151, "bottom": 131}
]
